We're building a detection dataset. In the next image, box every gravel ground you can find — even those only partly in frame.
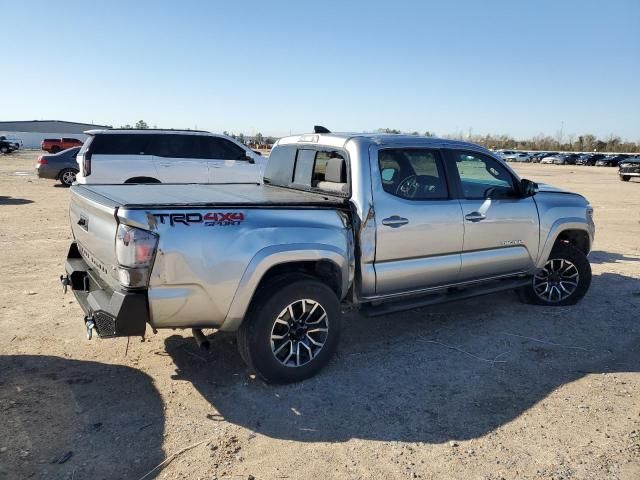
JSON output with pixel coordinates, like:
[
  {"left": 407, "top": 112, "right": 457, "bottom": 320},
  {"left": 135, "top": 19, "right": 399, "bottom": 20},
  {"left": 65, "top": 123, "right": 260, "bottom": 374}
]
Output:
[{"left": 1, "top": 150, "right": 639, "bottom": 480}]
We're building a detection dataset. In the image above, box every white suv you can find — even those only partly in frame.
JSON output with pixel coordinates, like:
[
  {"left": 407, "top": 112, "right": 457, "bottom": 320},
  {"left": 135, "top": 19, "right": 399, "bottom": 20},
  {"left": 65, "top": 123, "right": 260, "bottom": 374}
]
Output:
[{"left": 75, "top": 129, "right": 266, "bottom": 184}]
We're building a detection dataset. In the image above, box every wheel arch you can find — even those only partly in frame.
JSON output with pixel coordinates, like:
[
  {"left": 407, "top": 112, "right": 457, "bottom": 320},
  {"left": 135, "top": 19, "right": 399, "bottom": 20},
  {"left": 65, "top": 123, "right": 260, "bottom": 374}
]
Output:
[
  {"left": 220, "top": 244, "right": 351, "bottom": 332},
  {"left": 537, "top": 220, "right": 593, "bottom": 268},
  {"left": 124, "top": 176, "right": 161, "bottom": 184},
  {"left": 554, "top": 229, "right": 591, "bottom": 254}
]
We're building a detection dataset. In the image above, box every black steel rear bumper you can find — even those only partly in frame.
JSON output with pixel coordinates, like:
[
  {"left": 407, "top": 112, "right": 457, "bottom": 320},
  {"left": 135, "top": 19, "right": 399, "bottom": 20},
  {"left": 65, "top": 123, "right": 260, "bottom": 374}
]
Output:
[{"left": 64, "top": 242, "right": 148, "bottom": 338}]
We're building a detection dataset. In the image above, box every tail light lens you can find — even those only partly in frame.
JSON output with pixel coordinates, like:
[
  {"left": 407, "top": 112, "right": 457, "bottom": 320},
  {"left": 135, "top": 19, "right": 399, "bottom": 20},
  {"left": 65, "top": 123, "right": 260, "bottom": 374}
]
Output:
[
  {"left": 83, "top": 150, "right": 92, "bottom": 176},
  {"left": 37, "top": 156, "right": 47, "bottom": 165},
  {"left": 115, "top": 225, "right": 158, "bottom": 287}
]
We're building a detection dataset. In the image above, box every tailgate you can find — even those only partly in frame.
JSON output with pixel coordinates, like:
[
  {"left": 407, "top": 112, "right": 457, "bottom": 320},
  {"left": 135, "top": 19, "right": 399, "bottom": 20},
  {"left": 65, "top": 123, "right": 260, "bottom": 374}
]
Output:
[{"left": 69, "top": 186, "right": 120, "bottom": 284}]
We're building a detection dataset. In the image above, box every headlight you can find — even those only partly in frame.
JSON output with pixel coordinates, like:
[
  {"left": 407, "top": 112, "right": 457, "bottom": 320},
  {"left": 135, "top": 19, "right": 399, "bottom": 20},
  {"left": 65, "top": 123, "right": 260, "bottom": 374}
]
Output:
[{"left": 115, "top": 224, "right": 158, "bottom": 287}]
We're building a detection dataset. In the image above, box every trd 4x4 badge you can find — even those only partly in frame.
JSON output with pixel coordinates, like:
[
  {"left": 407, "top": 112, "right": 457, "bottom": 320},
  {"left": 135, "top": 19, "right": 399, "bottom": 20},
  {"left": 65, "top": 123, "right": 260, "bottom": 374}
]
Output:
[{"left": 152, "top": 212, "right": 245, "bottom": 227}]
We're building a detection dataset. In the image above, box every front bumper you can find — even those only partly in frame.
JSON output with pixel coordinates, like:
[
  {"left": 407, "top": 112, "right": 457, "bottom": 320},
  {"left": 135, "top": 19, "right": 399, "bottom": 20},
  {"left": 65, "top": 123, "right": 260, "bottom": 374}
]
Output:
[
  {"left": 64, "top": 242, "right": 149, "bottom": 338},
  {"left": 619, "top": 168, "right": 640, "bottom": 177}
]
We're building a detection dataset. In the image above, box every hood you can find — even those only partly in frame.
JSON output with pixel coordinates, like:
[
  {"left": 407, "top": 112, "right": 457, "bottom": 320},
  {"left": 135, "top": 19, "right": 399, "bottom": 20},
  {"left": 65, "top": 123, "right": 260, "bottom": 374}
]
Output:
[
  {"left": 535, "top": 183, "right": 588, "bottom": 203},
  {"left": 536, "top": 183, "right": 572, "bottom": 194}
]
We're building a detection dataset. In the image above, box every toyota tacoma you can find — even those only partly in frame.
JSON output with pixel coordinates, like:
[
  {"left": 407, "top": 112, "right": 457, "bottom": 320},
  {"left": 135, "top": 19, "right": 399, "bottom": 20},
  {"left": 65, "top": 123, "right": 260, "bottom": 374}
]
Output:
[{"left": 62, "top": 130, "right": 595, "bottom": 383}]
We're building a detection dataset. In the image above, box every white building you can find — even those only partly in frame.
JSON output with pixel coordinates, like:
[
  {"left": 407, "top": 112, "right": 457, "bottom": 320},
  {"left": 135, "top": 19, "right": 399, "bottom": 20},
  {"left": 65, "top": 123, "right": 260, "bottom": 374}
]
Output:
[{"left": 0, "top": 120, "right": 112, "bottom": 149}]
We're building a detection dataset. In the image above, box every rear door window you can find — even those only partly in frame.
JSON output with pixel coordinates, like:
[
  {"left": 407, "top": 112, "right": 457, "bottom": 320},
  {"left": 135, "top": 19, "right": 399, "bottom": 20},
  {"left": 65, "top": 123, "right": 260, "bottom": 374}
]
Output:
[
  {"left": 378, "top": 148, "right": 448, "bottom": 200},
  {"left": 151, "top": 134, "right": 203, "bottom": 158},
  {"left": 201, "top": 137, "right": 246, "bottom": 160}
]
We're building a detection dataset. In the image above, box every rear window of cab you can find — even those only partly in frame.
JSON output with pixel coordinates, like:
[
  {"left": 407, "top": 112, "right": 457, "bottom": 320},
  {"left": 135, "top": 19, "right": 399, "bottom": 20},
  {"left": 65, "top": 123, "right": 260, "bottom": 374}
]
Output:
[{"left": 264, "top": 145, "right": 348, "bottom": 194}]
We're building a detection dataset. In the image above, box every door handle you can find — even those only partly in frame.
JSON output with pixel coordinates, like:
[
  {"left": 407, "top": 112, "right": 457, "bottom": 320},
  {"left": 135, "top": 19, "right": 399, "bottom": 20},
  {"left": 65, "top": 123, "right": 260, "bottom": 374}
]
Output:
[
  {"left": 465, "top": 212, "right": 486, "bottom": 222},
  {"left": 382, "top": 215, "right": 409, "bottom": 228},
  {"left": 158, "top": 162, "right": 172, "bottom": 167}
]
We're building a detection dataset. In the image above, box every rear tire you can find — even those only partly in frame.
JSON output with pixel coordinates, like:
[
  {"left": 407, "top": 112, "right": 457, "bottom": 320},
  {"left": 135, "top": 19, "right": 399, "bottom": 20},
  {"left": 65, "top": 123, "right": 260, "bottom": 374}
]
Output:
[
  {"left": 620, "top": 175, "right": 631, "bottom": 182},
  {"left": 237, "top": 274, "right": 341, "bottom": 384},
  {"left": 0, "top": 146, "right": 8, "bottom": 154},
  {"left": 58, "top": 168, "right": 78, "bottom": 187},
  {"left": 518, "top": 243, "right": 591, "bottom": 306}
]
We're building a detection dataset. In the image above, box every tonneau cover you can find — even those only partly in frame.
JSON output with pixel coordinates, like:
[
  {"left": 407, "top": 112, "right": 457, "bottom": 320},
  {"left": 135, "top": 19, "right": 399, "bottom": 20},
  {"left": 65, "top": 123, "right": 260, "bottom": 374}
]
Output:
[{"left": 72, "top": 183, "right": 347, "bottom": 208}]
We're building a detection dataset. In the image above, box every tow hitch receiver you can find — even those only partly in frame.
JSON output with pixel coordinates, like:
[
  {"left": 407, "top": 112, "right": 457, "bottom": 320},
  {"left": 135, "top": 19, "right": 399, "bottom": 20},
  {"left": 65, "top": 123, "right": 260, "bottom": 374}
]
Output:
[
  {"left": 85, "top": 316, "right": 96, "bottom": 340},
  {"left": 60, "top": 274, "right": 71, "bottom": 294},
  {"left": 64, "top": 242, "right": 149, "bottom": 338}
]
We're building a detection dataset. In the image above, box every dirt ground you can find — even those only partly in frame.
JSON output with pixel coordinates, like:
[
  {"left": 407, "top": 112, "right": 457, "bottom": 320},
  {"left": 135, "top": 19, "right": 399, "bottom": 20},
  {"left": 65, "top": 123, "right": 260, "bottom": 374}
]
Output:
[{"left": 1, "top": 150, "right": 639, "bottom": 480}]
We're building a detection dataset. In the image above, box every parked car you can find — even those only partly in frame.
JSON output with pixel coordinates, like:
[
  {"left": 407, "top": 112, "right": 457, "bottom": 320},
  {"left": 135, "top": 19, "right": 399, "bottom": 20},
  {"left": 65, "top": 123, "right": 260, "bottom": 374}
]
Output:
[
  {"left": 576, "top": 154, "right": 605, "bottom": 166},
  {"left": 618, "top": 157, "right": 640, "bottom": 182},
  {"left": 3, "top": 136, "right": 22, "bottom": 150},
  {"left": 504, "top": 152, "right": 531, "bottom": 162},
  {"left": 530, "top": 152, "right": 552, "bottom": 163},
  {"left": 595, "top": 155, "right": 626, "bottom": 167},
  {"left": 75, "top": 129, "right": 266, "bottom": 184},
  {"left": 0, "top": 135, "right": 19, "bottom": 154},
  {"left": 540, "top": 154, "right": 561, "bottom": 164},
  {"left": 553, "top": 153, "right": 580, "bottom": 165},
  {"left": 36, "top": 146, "right": 81, "bottom": 187},
  {"left": 62, "top": 131, "right": 595, "bottom": 383},
  {"left": 495, "top": 150, "right": 517, "bottom": 160},
  {"left": 41, "top": 137, "right": 84, "bottom": 153}
]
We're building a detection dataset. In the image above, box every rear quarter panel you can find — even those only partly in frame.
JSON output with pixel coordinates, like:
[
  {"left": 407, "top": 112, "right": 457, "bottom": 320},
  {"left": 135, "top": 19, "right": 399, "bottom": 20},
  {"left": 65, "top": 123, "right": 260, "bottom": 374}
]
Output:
[{"left": 118, "top": 207, "right": 351, "bottom": 330}]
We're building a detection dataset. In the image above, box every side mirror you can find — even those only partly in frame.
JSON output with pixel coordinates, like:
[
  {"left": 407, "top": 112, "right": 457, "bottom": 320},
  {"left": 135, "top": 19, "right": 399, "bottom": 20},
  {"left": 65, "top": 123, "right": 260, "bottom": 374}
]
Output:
[
  {"left": 240, "top": 154, "right": 255, "bottom": 164},
  {"left": 252, "top": 149, "right": 262, "bottom": 156},
  {"left": 520, "top": 178, "right": 538, "bottom": 197}
]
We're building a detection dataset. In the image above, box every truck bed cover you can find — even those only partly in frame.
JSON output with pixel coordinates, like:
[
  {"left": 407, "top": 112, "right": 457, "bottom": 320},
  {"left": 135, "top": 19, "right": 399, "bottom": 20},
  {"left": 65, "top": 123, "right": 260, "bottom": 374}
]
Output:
[{"left": 71, "top": 183, "right": 347, "bottom": 208}]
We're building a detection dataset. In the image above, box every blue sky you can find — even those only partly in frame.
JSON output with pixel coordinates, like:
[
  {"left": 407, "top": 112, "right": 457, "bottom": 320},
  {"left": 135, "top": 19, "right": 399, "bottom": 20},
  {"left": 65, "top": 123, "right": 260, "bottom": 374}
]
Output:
[{"left": 2, "top": 0, "right": 639, "bottom": 139}]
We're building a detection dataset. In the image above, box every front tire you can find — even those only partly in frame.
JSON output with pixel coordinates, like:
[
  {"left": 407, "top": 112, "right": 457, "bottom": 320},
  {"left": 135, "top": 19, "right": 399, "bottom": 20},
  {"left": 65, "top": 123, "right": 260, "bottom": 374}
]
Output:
[
  {"left": 0, "top": 146, "right": 8, "bottom": 154},
  {"left": 518, "top": 243, "right": 591, "bottom": 306},
  {"left": 237, "top": 274, "right": 341, "bottom": 384},
  {"left": 620, "top": 175, "right": 631, "bottom": 182}
]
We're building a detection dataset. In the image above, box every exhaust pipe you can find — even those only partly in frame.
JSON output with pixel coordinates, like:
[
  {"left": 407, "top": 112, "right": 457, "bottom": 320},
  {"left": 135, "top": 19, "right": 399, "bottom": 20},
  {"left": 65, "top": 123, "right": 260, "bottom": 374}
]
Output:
[{"left": 192, "top": 329, "right": 210, "bottom": 350}]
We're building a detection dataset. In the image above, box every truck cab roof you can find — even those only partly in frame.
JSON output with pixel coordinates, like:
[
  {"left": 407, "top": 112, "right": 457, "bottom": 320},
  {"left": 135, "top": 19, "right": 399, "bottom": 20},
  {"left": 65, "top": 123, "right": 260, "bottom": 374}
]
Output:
[{"left": 277, "top": 132, "right": 492, "bottom": 154}]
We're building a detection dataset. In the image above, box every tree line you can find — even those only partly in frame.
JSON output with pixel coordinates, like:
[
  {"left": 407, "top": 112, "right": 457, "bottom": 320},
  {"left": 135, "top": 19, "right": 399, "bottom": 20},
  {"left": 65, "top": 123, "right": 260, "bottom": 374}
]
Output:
[
  {"left": 376, "top": 128, "right": 640, "bottom": 153},
  {"left": 117, "top": 121, "right": 276, "bottom": 146},
  {"left": 117, "top": 122, "right": 639, "bottom": 153}
]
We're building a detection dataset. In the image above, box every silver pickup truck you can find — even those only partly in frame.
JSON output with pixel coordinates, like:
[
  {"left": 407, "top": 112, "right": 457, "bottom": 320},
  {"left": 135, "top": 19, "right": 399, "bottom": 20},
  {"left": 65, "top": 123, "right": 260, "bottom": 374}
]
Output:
[{"left": 63, "top": 132, "right": 595, "bottom": 383}]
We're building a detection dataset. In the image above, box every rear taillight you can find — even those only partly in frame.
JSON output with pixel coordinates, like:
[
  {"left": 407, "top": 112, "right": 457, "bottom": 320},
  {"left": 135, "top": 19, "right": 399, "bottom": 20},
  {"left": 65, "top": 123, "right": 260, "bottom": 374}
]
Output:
[
  {"left": 83, "top": 150, "right": 92, "bottom": 176},
  {"left": 37, "top": 156, "right": 47, "bottom": 165},
  {"left": 115, "top": 225, "right": 158, "bottom": 288}
]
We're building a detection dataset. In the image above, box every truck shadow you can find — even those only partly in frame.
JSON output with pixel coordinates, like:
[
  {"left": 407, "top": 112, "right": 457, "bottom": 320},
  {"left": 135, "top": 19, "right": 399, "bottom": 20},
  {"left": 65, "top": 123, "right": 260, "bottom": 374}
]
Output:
[
  {"left": 0, "top": 195, "right": 34, "bottom": 205},
  {"left": 0, "top": 355, "right": 164, "bottom": 479},
  {"left": 589, "top": 250, "right": 640, "bottom": 264},
  {"left": 165, "top": 270, "right": 640, "bottom": 444}
]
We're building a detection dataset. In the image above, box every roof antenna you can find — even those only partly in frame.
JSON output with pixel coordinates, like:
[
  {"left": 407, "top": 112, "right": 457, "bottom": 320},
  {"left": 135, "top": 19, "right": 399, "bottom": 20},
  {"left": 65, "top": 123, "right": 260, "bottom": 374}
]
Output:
[{"left": 314, "top": 125, "right": 331, "bottom": 134}]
